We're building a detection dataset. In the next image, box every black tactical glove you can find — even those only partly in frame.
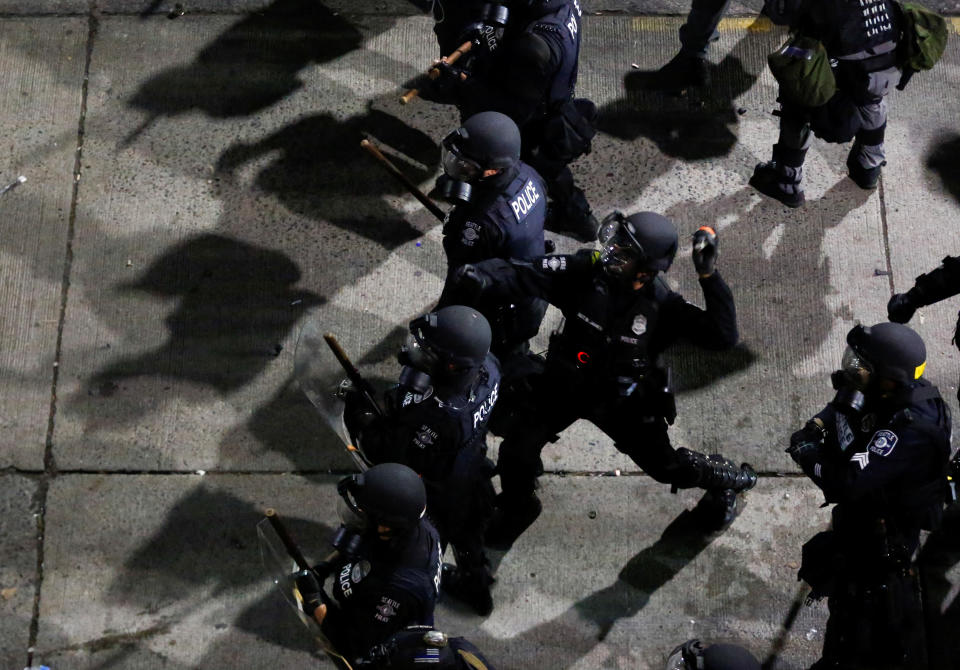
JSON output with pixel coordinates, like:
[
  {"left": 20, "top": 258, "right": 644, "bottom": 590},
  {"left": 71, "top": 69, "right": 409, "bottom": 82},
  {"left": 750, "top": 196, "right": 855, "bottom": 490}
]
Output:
[
  {"left": 786, "top": 420, "right": 825, "bottom": 465},
  {"left": 692, "top": 226, "right": 718, "bottom": 277},
  {"left": 431, "top": 59, "right": 469, "bottom": 94},
  {"left": 294, "top": 569, "right": 324, "bottom": 616},
  {"left": 453, "top": 264, "right": 488, "bottom": 303},
  {"left": 457, "top": 3, "right": 509, "bottom": 58},
  {"left": 887, "top": 289, "right": 922, "bottom": 323}
]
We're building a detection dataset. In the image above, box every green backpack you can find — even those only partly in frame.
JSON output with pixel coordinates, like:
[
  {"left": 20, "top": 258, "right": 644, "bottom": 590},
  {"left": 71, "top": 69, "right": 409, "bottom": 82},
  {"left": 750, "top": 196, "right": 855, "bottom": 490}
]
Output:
[
  {"left": 768, "top": 33, "right": 837, "bottom": 108},
  {"left": 897, "top": 1, "right": 948, "bottom": 72}
]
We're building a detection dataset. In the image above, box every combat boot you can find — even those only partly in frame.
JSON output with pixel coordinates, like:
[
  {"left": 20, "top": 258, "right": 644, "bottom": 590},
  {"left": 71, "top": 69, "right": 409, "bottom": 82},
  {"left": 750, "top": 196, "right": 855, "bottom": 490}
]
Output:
[
  {"left": 485, "top": 493, "right": 542, "bottom": 549},
  {"left": 691, "top": 488, "right": 744, "bottom": 532},
  {"left": 750, "top": 144, "right": 806, "bottom": 208},
  {"left": 846, "top": 150, "right": 885, "bottom": 190},
  {"left": 441, "top": 563, "right": 494, "bottom": 616},
  {"left": 645, "top": 52, "right": 709, "bottom": 93}
]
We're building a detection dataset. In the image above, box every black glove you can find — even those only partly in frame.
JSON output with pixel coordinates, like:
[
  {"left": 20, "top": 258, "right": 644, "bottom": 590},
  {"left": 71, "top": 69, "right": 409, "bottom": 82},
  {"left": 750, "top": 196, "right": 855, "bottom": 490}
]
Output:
[
  {"left": 294, "top": 569, "right": 324, "bottom": 616},
  {"left": 692, "top": 226, "right": 718, "bottom": 277},
  {"left": 453, "top": 264, "right": 487, "bottom": 303},
  {"left": 887, "top": 290, "right": 920, "bottom": 323},
  {"left": 896, "top": 67, "right": 916, "bottom": 91},
  {"left": 786, "top": 421, "right": 825, "bottom": 465},
  {"left": 431, "top": 59, "right": 469, "bottom": 93},
  {"left": 458, "top": 21, "right": 505, "bottom": 58}
]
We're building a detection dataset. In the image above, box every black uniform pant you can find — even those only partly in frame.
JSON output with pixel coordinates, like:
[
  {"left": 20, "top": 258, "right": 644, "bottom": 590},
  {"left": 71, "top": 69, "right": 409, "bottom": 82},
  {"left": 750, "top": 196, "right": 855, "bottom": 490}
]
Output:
[
  {"left": 498, "top": 371, "right": 694, "bottom": 499},
  {"left": 812, "top": 569, "right": 927, "bottom": 670},
  {"left": 426, "top": 442, "right": 496, "bottom": 575}
]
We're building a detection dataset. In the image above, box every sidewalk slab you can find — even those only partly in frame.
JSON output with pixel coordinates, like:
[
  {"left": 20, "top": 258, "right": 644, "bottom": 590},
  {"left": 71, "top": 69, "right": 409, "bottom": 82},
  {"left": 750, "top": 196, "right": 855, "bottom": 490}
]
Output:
[
  {"left": 35, "top": 473, "right": 826, "bottom": 670},
  {"left": 0, "top": 475, "right": 39, "bottom": 670},
  {"left": 0, "top": 17, "right": 87, "bottom": 469}
]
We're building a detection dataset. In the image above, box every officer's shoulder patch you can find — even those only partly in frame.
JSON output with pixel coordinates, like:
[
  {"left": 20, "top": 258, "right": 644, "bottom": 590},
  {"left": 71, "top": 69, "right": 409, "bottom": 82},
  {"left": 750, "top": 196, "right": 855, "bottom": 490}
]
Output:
[
  {"left": 541, "top": 255, "right": 567, "bottom": 272},
  {"left": 460, "top": 221, "right": 482, "bottom": 247},
  {"left": 867, "top": 429, "right": 898, "bottom": 457}
]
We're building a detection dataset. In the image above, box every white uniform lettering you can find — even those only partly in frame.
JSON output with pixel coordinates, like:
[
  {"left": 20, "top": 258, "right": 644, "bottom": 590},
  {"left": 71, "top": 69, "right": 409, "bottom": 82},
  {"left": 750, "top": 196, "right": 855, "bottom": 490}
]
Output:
[
  {"left": 510, "top": 181, "right": 542, "bottom": 222},
  {"left": 339, "top": 564, "right": 353, "bottom": 598}
]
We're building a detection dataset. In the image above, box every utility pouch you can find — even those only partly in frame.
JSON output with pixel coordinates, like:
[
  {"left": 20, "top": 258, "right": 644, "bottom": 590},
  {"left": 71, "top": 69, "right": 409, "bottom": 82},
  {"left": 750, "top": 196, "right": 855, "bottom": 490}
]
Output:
[
  {"left": 798, "top": 530, "right": 841, "bottom": 601},
  {"left": 541, "top": 98, "right": 598, "bottom": 162},
  {"left": 895, "top": 1, "right": 948, "bottom": 73},
  {"left": 768, "top": 33, "right": 837, "bottom": 107}
]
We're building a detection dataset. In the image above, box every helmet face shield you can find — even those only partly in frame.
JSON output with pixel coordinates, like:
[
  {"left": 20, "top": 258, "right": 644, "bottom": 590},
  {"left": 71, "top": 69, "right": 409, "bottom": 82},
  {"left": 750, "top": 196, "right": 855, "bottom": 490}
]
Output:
[
  {"left": 598, "top": 213, "right": 645, "bottom": 282},
  {"left": 336, "top": 477, "right": 369, "bottom": 532},
  {"left": 665, "top": 640, "right": 702, "bottom": 670},
  {"left": 840, "top": 345, "right": 873, "bottom": 390},
  {"left": 665, "top": 647, "right": 689, "bottom": 670},
  {"left": 441, "top": 132, "right": 483, "bottom": 182}
]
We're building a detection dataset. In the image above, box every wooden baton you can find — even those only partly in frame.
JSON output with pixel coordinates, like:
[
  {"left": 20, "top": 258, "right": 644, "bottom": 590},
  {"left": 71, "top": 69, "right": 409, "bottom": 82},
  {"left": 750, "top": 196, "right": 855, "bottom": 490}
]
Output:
[
  {"left": 359, "top": 138, "right": 446, "bottom": 222},
  {"left": 400, "top": 40, "right": 474, "bottom": 105}
]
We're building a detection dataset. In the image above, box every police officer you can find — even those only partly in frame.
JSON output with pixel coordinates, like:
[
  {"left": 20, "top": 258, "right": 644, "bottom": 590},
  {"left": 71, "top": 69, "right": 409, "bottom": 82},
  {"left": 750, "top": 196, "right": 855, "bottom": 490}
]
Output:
[
  {"left": 666, "top": 639, "right": 760, "bottom": 670},
  {"left": 357, "top": 625, "right": 496, "bottom": 669},
  {"left": 295, "top": 463, "right": 443, "bottom": 663},
  {"left": 451, "top": 212, "right": 757, "bottom": 545},
  {"left": 432, "top": 0, "right": 600, "bottom": 242},
  {"left": 750, "top": 0, "right": 902, "bottom": 207},
  {"left": 787, "top": 323, "right": 952, "bottom": 669},
  {"left": 888, "top": 254, "right": 960, "bottom": 402},
  {"left": 436, "top": 111, "right": 548, "bottom": 367},
  {"left": 345, "top": 306, "right": 501, "bottom": 616}
]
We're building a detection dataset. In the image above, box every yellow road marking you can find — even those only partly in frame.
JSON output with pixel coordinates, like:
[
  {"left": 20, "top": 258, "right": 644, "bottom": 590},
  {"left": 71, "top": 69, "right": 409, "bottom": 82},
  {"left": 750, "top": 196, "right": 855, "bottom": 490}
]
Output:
[{"left": 631, "top": 16, "right": 776, "bottom": 32}]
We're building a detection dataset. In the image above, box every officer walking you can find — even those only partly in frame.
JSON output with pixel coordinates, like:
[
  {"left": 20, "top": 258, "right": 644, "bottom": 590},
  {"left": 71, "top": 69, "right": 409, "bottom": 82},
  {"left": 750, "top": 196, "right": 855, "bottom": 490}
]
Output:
[
  {"left": 888, "top": 254, "right": 960, "bottom": 402},
  {"left": 295, "top": 463, "right": 443, "bottom": 662},
  {"left": 451, "top": 211, "right": 757, "bottom": 545},
  {"left": 644, "top": 0, "right": 735, "bottom": 93},
  {"left": 357, "top": 625, "right": 496, "bottom": 669},
  {"left": 432, "top": 0, "right": 600, "bottom": 242},
  {"left": 344, "top": 306, "right": 501, "bottom": 615},
  {"left": 750, "top": 0, "right": 902, "bottom": 207},
  {"left": 787, "top": 323, "right": 952, "bottom": 669},
  {"left": 435, "top": 111, "right": 548, "bottom": 367}
]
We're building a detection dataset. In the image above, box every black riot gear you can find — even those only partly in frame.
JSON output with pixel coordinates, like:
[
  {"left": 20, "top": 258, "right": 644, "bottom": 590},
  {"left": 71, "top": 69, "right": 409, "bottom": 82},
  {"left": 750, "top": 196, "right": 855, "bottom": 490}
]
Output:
[
  {"left": 666, "top": 639, "right": 761, "bottom": 670},
  {"left": 337, "top": 463, "right": 427, "bottom": 534},
  {"left": 598, "top": 211, "right": 679, "bottom": 283},
  {"left": 399, "top": 306, "right": 493, "bottom": 396},
  {"left": 844, "top": 322, "right": 927, "bottom": 386},
  {"left": 444, "top": 112, "right": 521, "bottom": 173}
]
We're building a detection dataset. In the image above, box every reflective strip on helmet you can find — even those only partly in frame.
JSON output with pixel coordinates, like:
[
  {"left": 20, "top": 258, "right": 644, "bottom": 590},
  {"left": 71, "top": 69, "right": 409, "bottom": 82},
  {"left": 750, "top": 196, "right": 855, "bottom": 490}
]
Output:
[{"left": 915, "top": 361, "right": 926, "bottom": 379}]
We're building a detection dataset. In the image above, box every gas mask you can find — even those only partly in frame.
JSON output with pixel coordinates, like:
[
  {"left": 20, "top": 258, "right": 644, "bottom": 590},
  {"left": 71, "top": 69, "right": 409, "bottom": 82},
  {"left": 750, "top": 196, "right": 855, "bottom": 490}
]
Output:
[
  {"left": 437, "top": 128, "right": 484, "bottom": 204},
  {"left": 598, "top": 212, "right": 648, "bottom": 285},
  {"left": 829, "top": 345, "right": 871, "bottom": 415},
  {"left": 397, "top": 330, "right": 440, "bottom": 396}
]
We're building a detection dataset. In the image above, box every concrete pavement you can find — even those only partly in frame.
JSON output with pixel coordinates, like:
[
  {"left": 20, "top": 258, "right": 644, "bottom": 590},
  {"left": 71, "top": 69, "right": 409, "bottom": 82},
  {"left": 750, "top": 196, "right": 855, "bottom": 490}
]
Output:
[{"left": 1, "top": 2, "right": 959, "bottom": 669}]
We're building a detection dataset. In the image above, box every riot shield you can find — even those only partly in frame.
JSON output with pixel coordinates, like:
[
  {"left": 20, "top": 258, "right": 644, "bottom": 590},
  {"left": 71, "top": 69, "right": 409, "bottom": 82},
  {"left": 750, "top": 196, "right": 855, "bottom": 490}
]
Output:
[
  {"left": 256, "top": 516, "right": 354, "bottom": 670},
  {"left": 293, "top": 313, "right": 370, "bottom": 470}
]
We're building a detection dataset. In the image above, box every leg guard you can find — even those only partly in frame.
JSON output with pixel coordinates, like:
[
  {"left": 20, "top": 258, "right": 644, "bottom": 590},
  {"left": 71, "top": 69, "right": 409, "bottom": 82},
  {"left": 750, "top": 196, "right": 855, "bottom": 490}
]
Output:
[
  {"left": 672, "top": 448, "right": 758, "bottom": 493},
  {"left": 750, "top": 144, "right": 807, "bottom": 207}
]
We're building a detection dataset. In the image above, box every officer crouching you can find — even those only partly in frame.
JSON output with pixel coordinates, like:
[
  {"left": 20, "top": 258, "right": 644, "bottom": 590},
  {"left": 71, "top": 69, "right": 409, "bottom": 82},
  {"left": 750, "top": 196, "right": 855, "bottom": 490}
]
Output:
[{"left": 787, "top": 323, "right": 953, "bottom": 669}]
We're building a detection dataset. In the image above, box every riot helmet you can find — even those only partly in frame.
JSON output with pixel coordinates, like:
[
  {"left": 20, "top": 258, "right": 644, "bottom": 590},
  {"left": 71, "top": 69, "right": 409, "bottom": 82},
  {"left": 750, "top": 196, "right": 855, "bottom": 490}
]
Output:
[
  {"left": 598, "top": 211, "right": 678, "bottom": 285},
  {"left": 336, "top": 463, "right": 426, "bottom": 536},
  {"left": 441, "top": 112, "right": 521, "bottom": 179},
  {"left": 398, "top": 305, "right": 492, "bottom": 396},
  {"left": 666, "top": 640, "right": 760, "bottom": 670}
]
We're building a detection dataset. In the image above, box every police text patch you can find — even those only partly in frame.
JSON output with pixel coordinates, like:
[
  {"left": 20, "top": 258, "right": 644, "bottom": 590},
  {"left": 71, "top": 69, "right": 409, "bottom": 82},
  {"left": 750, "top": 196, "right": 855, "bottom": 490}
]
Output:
[
  {"left": 510, "top": 180, "right": 541, "bottom": 222},
  {"left": 868, "top": 429, "right": 898, "bottom": 457}
]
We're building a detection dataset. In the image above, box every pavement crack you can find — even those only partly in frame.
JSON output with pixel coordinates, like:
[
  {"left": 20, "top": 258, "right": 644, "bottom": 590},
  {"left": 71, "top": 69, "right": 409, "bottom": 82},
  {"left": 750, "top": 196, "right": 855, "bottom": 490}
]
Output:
[{"left": 42, "top": 622, "right": 172, "bottom": 654}]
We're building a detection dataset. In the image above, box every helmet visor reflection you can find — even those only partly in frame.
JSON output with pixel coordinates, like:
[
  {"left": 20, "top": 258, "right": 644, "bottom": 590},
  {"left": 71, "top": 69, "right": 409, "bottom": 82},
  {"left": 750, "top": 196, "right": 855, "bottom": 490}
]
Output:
[
  {"left": 441, "top": 144, "right": 482, "bottom": 182},
  {"left": 840, "top": 345, "right": 873, "bottom": 389},
  {"left": 600, "top": 242, "right": 640, "bottom": 279},
  {"left": 337, "top": 494, "right": 368, "bottom": 531},
  {"left": 664, "top": 648, "right": 689, "bottom": 670}
]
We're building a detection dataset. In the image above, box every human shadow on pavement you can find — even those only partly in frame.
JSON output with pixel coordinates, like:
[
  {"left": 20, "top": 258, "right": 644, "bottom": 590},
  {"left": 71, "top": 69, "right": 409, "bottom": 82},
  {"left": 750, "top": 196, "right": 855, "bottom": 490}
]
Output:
[
  {"left": 925, "top": 132, "right": 960, "bottom": 204},
  {"left": 123, "top": 0, "right": 363, "bottom": 143},
  {"left": 215, "top": 106, "right": 440, "bottom": 248},
  {"left": 599, "top": 22, "right": 780, "bottom": 162},
  {"left": 918, "top": 503, "right": 960, "bottom": 670},
  {"left": 89, "top": 233, "right": 322, "bottom": 393}
]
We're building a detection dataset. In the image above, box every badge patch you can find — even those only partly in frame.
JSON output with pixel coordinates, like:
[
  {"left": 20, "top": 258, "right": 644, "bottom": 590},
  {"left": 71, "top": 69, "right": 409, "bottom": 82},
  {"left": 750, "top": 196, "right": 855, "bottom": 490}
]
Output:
[
  {"left": 631, "top": 314, "right": 647, "bottom": 335},
  {"left": 461, "top": 226, "right": 479, "bottom": 246},
  {"left": 351, "top": 559, "right": 370, "bottom": 583},
  {"left": 868, "top": 429, "right": 898, "bottom": 457}
]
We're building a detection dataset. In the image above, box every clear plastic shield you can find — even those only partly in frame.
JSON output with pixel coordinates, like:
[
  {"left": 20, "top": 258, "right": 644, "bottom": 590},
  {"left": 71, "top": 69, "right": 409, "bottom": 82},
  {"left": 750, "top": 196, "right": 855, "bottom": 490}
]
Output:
[
  {"left": 294, "top": 314, "right": 368, "bottom": 469},
  {"left": 256, "top": 518, "right": 355, "bottom": 670}
]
